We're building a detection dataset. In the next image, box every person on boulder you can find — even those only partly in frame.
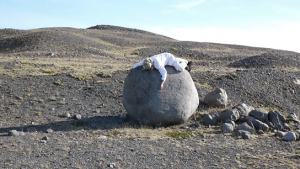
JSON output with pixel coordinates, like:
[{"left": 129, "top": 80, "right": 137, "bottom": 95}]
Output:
[{"left": 132, "top": 52, "right": 192, "bottom": 90}]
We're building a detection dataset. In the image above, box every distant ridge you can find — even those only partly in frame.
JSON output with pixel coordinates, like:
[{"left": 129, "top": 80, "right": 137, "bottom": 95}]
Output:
[{"left": 87, "top": 25, "right": 173, "bottom": 39}]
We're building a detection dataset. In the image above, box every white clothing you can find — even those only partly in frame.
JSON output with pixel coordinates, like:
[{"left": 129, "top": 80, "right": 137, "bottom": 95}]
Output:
[{"left": 133, "top": 53, "right": 188, "bottom": 81}]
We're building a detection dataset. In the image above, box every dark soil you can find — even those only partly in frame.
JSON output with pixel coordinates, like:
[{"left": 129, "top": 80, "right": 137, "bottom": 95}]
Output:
[{"left": 0, "top": 25, "right": 299, "bottom": 168}]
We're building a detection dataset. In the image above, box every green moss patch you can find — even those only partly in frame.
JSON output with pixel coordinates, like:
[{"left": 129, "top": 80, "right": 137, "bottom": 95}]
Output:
[{"left": 165, "top": 132, "right": 193, "bottom": 139}]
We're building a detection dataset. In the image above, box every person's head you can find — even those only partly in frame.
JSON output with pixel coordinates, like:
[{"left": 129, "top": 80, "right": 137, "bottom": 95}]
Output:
[{"left": 142, "top": 58, "right": 154, "bottom": 70}]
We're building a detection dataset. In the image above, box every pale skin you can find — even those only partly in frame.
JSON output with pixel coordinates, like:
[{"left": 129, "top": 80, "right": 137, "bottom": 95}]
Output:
[{"left": 159, "top": 80, "right": 165, "bottom": 90}]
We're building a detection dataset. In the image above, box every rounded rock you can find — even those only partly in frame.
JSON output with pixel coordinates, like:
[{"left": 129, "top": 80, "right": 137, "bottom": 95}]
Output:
[
  {"left": 123, "top": 66, "right": 199, "bottom": 125},
  {"left": 249, "top": 109, "right": 268, "bottom": 122},
  {"left": 283, "top": 132, "right": 296, "bottom": 141},
  {"left": 204, "top": 88, "right": 227, "bottom": 107},
  {"left": 219, "top": 109, "right": 240, "bottom": 123},
  {"left": 223, "top": 123, "right": 234, "bottom": 133}
]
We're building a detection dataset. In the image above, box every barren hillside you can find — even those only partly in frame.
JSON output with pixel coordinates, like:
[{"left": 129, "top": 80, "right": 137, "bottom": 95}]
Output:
[{"left": 0, "top": 25, "right": 299, "bottom": 168}]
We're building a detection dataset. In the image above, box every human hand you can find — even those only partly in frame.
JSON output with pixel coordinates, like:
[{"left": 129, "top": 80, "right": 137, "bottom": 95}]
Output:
[{"left": 159, "top": 80, "right": 165, "bottom": 90}]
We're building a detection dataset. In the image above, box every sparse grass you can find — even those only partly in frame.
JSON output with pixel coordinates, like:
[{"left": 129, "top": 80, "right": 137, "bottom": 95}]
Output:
[
  {"left": 54, "top": 79, "right": 62, "bottom": 85},
  {"left": 0, "top": 55, "right": 134, "bottom": 79},
  {"left": 258, "top": 107, "right": 279, "bottom": 112},
  {"left": 43, "top": 70, "right": 54, "bottom": 74},
  {"left": 165, "top": 131, "right": 193, "bottom": 139}
]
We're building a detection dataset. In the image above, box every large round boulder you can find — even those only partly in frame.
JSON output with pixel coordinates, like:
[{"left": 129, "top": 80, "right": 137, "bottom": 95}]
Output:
[{"left": 123, "top": 66, "right": 199, "bottom": 125}]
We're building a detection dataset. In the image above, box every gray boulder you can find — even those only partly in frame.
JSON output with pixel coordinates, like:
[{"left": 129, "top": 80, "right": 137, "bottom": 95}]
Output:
[
  {"left": 218, "top": 109, "right": 240, "bottom": 123},
  {"left": 204, "top": 88, "right": 227, "bottom": 107},
  {"left": 249, "top": 109, "right": 268, "bottom": 122},
  {"left": 233, "top": 103, "right": 255, "bottom": 116},
  {"left": 123, "top": 66, "right": 199, "bottom": 125}
]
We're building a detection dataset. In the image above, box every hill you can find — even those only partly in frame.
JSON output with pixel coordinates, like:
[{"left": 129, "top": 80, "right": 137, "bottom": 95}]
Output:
[{"left": 0, "top": 25, "right": 299, "bottom": 168}]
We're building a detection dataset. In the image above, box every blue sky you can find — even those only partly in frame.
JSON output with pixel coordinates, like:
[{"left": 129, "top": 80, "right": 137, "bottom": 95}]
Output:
[{"left": 1, "top": 0, "right": 300, "bottom": 53}]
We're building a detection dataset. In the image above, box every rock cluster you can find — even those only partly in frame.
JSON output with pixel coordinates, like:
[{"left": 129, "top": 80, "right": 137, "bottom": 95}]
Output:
[{"left": 203, "top": 103, "right": 300, "bottom": 141}]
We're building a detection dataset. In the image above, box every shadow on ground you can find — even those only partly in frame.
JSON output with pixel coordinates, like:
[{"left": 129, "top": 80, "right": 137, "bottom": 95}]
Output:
[{"left": 0, "top": 115, "right": 141, "bottom": 136}]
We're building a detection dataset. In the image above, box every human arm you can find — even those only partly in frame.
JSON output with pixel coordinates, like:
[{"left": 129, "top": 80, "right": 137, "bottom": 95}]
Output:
[
  {"left": 133, "top": 61, "right": 143, "bottom": 69},
  {"left": 156, "top": 66, "right": 167, "bottom": 90}
]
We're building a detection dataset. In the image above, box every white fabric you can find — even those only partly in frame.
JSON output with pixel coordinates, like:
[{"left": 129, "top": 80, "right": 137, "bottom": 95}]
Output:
[{"left": 133, "top": 53, "right": 188, "bottom": 81}]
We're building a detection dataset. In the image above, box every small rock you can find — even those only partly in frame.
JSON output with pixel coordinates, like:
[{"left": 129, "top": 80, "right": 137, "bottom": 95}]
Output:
[
  {"left": 295, "top": 130, "right": 300, "bottom": 139},
  {"left": 219, "top": 109, "right": 240, "bottom": 123},
  {"left": 98, "top": 135, "right": 107, "bottom": 140},
  {"left": 252, "top": 119, "right": 269, "bottom": 131},
  {"left": 268, "top": 111, "right": 286, "bottom": 126},
  {"left": 233, "top": 103, "right": 255, "bottom": 116},
  {"left": 275, "top": 131, "right": 285, "bottom": 138},
  {"left": 189, "top": 123, "right": 200, "bottom": 128},
  {"left": 204, "top": 88, "right": 228, "bottom": 107},
  {"left": 249, "top": 109, "right": 268, "bottom": 122},
  {"left": 238, "top": 115, "right": 254, "bottom": 123},
  {"left": 108, "top": 163, "right": 116, "bottom": 168},
  {"left": 47, "top": 53, "right": 55, "bottom": 56},
  {"left": 225, "top": 119, "right": 235, "bottom": 127},
  {"left": 41, "top": 136, "right": 48, "bottom": 141},
  {"left": 203, "top": 114, "right": 217, "bottom": 126},
  {"left": 283, "top": 132, "right": 296, "bottom": 141},
  {"left": 75, "top": 114, "right": 82, "bottom": 120},
  {"left": 8, "top": 130, "right": 25, "bottom": 136},
  {"left": 40, "top": 140, "right": 47, "bottom": 143},
  {"left": 223, "top": 123, "right": 234, "bottom": 133},
  {"left": 236, "top": 122, "right": 256, "bottom": 134},
  {"left": 294, "top": 119, "right": 300, "bottom": 124},
  {"left": 257, "top": 130, "right": 264, "bottom": 135},
  {"left": 180, "top": 126, "right": 189, "bottom": 129},
  {"left": 286, "top": 113, "right": 298, "bottom": 121},
  {"left": 242, "top": 131, "right": 253, "bottom": 139},
  {"left": 237, "top": 130, "right": 253, "bottom": 139},
  {"left": 8, "top": 130, "right": 19, "bottom": 136},
  {"left": 283, "top": 123, "right": 291, "bottom": 131},
  {"left": 46, "top": 128, "right": 54, "bottom": 133}
]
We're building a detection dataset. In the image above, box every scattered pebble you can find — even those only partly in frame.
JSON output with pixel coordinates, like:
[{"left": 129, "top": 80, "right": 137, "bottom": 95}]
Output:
[
  {"left": 75, "top": 114, "right": 82, "bottom": 120},
  {"left": 98, "top": 135, "right": 107, "bottom": 140},
  {"left": 41, "top": 136, "right": 49, "bottom": 141},
  {"left": 46, "top": 128, "right": 54, "bottom": 133},
  {"left": 108, "top": 163, "right": 116, "bottom": 168},
  {"left": 180, "top": 126, "right": 189, "bottom": 129}
]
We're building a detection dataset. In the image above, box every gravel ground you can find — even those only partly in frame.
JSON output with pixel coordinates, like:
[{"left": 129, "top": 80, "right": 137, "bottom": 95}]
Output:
[{"left": 0, "top": 25, "right": 299, "bottom": 168}]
